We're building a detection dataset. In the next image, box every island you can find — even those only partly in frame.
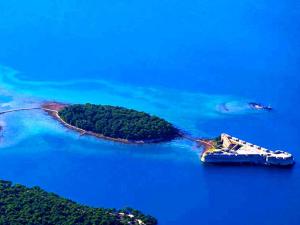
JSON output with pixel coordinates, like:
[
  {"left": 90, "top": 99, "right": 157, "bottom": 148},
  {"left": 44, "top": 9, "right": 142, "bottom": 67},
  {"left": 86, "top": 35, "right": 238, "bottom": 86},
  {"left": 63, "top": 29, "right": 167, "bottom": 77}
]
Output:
[
  {"left": 0, "top": 180, "right": 157, "bottom": 225},
  {"left": 1, "top": 102, "right": 287, "bottom": 167},
  {"left": 43, "top": 102, "right": 180, "bottom": 144},
  {"left": 200, "top": 133, "right": 294, "bottom": 166}
]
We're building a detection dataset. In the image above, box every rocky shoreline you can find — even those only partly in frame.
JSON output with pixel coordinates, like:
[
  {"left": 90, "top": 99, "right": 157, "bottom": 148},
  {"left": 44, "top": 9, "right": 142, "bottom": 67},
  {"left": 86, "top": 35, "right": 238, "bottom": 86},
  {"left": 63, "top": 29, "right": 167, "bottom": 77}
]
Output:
[{"left": 42, "top": 102, "right": 180, "bottom": 145}]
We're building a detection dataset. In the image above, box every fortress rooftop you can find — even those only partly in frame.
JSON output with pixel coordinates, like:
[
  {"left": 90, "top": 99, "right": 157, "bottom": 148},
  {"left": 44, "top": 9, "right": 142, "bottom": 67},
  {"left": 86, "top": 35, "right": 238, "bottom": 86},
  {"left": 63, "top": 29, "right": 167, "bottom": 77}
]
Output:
[{"left": 201, "top": 134, "right": 294, "bottom": 166}]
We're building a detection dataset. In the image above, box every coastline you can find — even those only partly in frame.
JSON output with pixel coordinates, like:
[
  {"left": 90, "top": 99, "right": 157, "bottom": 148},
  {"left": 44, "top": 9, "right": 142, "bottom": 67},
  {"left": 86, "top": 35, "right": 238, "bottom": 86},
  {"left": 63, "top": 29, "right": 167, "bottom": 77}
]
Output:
[{"left": 42, "top": 102, "right": 181, "bottom": 145}]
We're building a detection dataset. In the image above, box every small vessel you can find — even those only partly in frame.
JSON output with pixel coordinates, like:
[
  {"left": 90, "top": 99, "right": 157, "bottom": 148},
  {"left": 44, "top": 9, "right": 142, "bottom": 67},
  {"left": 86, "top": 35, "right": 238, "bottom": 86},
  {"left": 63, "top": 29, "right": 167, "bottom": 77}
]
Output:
[
  {"left": 249, "top": 102, "right": 272, "bottom": 111},
  {"left": 201, "top": 134, "right": 294, "bottom": 167}
]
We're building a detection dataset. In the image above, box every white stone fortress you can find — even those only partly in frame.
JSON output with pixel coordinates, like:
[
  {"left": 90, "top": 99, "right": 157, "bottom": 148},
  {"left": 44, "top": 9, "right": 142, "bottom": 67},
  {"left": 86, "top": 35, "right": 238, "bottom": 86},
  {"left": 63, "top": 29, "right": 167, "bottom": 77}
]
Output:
[{"left": 201, "top": 134, "right": 294, "bottom": 166}]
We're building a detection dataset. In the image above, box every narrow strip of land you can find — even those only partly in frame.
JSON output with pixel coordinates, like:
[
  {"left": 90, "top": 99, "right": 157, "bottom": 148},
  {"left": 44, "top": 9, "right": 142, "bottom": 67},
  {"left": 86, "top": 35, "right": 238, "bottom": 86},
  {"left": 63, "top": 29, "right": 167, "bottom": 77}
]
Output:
[
  {"left": 182, "top": 134, "right": 214, "bottom": 147},
  {"left": 0, "top": 106, "right": 206, "bottom": 146},
  {"left": 0, "top": 107, "right": 42, "bottom": 114},
  {"left": 0, "top": 106, "right": 88, "bottom": 135},
  {"left": 0, "top": 107, "right": 60, "bottom": 114}
]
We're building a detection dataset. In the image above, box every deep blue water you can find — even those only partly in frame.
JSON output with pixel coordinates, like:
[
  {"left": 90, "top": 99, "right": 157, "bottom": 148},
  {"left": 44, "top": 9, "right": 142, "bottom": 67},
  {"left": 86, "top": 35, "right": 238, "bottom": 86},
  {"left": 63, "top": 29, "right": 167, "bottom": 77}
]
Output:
[{"left": 0, "top": 1, "right": 299, "bottom": 224}]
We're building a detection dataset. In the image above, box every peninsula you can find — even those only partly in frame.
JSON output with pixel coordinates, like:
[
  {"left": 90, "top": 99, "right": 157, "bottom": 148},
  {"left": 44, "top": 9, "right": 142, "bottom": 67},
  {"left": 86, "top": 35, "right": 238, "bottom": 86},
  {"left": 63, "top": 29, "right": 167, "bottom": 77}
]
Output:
[
  {"left": 0, "top": 180, "right": 157, "bottom": 225},
  {"left": 43, "top": 102, "right": 180, "bottom": 144},
  {"left": 200, "top": 134, "right": 294, "bottom": 166}
]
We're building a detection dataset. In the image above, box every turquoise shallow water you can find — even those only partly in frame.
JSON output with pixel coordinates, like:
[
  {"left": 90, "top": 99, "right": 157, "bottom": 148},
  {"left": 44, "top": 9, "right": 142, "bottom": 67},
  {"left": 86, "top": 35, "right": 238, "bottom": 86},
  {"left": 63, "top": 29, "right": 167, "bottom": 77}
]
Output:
[
  {"left": 0, "top": 66, "right": 299, "bottom": 225},
  {"left": 0, "top": 1, "right": 300, "bottom": 224}
]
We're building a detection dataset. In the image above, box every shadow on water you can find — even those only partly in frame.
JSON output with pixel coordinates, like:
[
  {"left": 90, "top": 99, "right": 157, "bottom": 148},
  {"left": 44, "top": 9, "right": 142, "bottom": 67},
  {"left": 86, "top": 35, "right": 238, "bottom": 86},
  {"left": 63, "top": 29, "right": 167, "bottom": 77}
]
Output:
[{"left": 201, "top": 163, "right": 296, "bottom": 173}]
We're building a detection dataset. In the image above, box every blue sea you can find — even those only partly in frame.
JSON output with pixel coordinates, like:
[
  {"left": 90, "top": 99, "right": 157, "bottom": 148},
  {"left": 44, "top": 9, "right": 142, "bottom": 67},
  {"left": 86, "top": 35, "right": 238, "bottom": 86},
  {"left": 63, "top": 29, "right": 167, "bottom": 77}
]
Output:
[{"left": 0, "top": 1, "right": 299, "bottom": 224}]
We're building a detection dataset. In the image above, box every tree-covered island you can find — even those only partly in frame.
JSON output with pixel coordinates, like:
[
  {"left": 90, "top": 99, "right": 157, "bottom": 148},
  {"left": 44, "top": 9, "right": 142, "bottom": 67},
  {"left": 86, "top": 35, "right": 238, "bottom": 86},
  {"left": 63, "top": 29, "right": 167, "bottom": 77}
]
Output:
[
  {"left": 0, "top": 180, "right": 157, "bottom": 225},
  {"left": 57, "top": 103, "right": 180, "bottom": 143}
]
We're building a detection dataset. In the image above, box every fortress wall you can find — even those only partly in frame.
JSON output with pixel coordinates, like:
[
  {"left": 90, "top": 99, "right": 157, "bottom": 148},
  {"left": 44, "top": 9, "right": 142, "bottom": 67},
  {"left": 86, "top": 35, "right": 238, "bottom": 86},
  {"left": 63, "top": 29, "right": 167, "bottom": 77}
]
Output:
[
  {"left": 266, "top": 156, "right": 294, "bottom": 166},
  {"left": 204, "top": 154, "right": 267, "bottom": 164}
]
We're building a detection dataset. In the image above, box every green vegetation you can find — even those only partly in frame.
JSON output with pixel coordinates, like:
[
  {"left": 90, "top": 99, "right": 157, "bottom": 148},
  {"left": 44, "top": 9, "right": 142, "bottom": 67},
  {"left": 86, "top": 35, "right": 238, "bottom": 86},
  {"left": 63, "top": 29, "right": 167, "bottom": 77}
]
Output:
[
  {"left": 0, "top": 180, "right": 157, "bottom": 225},
  {"left": 58, "top": 103, "right": 179, "bottom": 142}
]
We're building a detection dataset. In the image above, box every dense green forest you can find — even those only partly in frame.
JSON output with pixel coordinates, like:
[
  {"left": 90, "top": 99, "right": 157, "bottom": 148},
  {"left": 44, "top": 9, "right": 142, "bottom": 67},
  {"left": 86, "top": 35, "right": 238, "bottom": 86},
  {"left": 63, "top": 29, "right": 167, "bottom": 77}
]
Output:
[
  {"left": 0, "top": 180, "right": 157, "bottom": 225},
  {"left": 58, "top": 103, "right": 179, "bottom": 142}
]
